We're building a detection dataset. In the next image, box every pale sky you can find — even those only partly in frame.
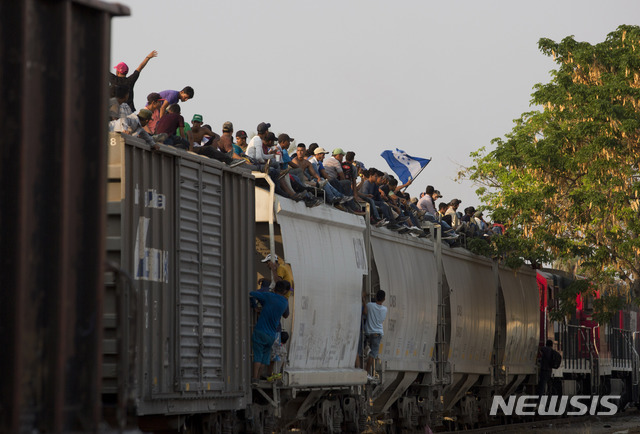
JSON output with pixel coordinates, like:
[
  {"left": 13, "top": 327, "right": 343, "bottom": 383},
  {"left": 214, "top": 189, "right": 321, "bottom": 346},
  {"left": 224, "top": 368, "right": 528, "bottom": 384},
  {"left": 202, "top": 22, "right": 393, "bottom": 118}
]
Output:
[{"left": 110, "top": 0, "right": 639, "bottom": 210}]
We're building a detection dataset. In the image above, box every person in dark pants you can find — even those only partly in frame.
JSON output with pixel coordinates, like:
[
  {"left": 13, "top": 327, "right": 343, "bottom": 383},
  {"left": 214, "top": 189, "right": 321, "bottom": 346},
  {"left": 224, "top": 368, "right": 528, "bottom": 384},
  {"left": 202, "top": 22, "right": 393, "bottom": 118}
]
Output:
[{"left": 538, "top": 339, "right": 554, "bottom": 396}]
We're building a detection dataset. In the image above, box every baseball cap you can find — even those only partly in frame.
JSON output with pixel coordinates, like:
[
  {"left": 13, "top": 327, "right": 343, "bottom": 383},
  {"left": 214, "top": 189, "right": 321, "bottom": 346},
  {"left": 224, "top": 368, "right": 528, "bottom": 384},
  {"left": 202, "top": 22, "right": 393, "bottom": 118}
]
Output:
[
  {"left": 114, "top": 62, "right": 129, "bottom": 75},
  {"left": 261, "top": 253, "right": 278, "bottom": 262},
  {"left": 265, "top": 132, "right": 277, "bottom": 142},
  {"left": 332, "top": 148, "right": 345, "bottom": 156},
  {"left": 314, "top": 147, "right": 330, "bottom": 155},
  {"left": 192, "top": 114, "right": 203, "bottom": 123},
  {"left": 236, "top": 130, "right": 247, "bottom": 139},
  {"left": 434, "top": 190, "right": 442, "bottom": 198},
  {"left": 257, "top": 122, "right": 271, "bottom": 133},
  {"left": 278, "top": 133, "right": 294, "bottom": 143},
  {"left": 222, "top": 121, "right": 233, "bottom": 132},
  {"left": 137, "top": 109, "right": 152, "bottom": 120}
]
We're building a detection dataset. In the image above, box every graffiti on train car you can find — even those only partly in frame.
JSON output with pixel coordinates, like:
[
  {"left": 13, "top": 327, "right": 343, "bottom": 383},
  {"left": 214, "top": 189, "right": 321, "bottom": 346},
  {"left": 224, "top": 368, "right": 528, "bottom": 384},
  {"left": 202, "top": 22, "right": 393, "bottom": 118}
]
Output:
[{"left": 134, "top": 216, "right": 169, "bottom": 283}]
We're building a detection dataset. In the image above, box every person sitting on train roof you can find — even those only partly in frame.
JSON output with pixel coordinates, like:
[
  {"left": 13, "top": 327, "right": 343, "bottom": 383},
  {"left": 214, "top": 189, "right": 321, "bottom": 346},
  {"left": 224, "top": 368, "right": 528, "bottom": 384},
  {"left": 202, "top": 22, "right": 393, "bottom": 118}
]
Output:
[
  {"left": 109, "top": 109, "right": 156, "bottom": 148},
  {"left": 342, "top": 151, "right": 362, "bottom": 200},
  {"left": 190, "top": 115, "right": 220, "bottom": 148},
  {"left": 109, "top": 49, "right": 157, "bottom": 112},
  {"left": 387, "top": 177, "right": 422, "bottom": 231},
  {"left": 359, "top": 169, "right": 397, "bottom": 228},
  {"left": 141, "top": 93, "right": 163, "bottom": 134},
  {"left": 108, "top": 85, "right": 132, "bottom": 121},
  {"left": 153, "top": 103, "right": 190, "bottom": 150},
  {"left": 234, "top": 130, "right": 249, "bottom": 156},
  {"left": 289, "top": 142, "right": 323, "bottom": 185},
  {"left": 439, "top": 202, "right": 453, "bottom": 226},
  {"left": 218, "top": 121, "right": 245, "bottom": 162},
  {"left": 313, "top": 148, "right": 365, "bottom": 212},
  {"left": 461, "top": 206, "right": 475, "bottom": 223},
  {"left": 323, "top": 148, "right": 353, "bottom": 194},
  {"left": 445, "top": 199, "right": 463, "bottom": 230},
  {"left": 158, "top": 86, "right": 194, "bottom": 118},
  {"left": 250, "top": 280, "right": 290, "bottom": 384},
  {"left": 263, "top": 132, "right": 280, "bottom": 162},
  {"left": 246, "top": 122, "right": 275, "bottom": 164},
  {"left": 417, "top": 185, "right": 437, "bottom": 215},
  {"left": 194, "top": 133, "right": 245, "bottom": 169},
  {"left": 274, "top": 133, "right": 295, "bottom": 170},
  {"left": 289, "top": 143, "right": 348, "bottom": 205},
  {"left": 306, "top": 143, "right": 319, "bottom": 158},
  {"left": 307, "top": 146, "right": 327, "bottom": 176}
]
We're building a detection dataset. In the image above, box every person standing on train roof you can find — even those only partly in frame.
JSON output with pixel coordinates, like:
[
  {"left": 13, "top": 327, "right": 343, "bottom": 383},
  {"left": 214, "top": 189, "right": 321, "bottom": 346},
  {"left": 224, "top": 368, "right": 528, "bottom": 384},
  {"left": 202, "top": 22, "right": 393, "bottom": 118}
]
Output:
[
  {"left": 250, "top": 281, "right": 290, "bottom": 384},
  {"left": 109, "top": 49, "right": 158, "bottom": 112},
  {"left": 359, "top": 290, "right": 388, "bottom": 380}
]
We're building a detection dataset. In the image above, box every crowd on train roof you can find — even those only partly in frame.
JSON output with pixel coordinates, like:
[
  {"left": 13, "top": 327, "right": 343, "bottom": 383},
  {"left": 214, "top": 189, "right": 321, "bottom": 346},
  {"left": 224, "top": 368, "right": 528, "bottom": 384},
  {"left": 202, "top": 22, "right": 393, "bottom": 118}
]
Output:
[{"left": 107, "top": 50, "right": 503, "bottom": 247}]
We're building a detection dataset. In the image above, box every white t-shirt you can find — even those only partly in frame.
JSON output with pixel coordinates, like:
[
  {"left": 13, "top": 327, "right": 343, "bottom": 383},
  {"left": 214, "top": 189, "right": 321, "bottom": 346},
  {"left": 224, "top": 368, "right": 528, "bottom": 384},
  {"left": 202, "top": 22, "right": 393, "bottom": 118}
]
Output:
[
  {"left": 365, "top": 302, "right": 387, "bottom": 335},
  {"left": 246, "top": 136, "right": 272, "bottom": 163}
]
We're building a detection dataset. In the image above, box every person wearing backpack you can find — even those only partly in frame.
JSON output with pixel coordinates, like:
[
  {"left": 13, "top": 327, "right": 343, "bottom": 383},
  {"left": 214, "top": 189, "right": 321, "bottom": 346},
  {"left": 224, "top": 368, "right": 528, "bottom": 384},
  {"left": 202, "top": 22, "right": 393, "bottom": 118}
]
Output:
[{"left": 538, "top": 339, "right": 560, "bottom": 396}]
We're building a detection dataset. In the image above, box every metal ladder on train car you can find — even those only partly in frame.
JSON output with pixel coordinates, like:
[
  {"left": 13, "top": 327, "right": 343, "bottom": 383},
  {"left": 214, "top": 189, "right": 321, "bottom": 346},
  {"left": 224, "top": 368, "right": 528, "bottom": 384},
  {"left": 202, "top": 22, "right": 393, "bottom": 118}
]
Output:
[{"left": 614, "top": 329, "right": 640, "bottom": 397}]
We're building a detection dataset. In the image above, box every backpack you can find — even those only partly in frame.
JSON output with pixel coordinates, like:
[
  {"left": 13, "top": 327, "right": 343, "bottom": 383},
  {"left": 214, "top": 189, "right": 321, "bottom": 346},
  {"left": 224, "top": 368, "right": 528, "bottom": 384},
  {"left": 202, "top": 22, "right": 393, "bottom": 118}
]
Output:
[{"left": 551, "top": 350, "right": 562, "bottom": 369}]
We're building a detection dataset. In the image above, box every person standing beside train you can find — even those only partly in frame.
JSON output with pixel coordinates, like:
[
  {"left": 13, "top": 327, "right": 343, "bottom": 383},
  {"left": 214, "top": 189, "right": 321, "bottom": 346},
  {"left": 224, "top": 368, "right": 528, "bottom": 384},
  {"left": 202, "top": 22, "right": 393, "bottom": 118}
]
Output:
[
  {"left": 250, "top": 281, "right": 290, "bottom": 384},
  {"left": 360, "top": 290, "right": 388, "bottom": 380},
  {"left": 538, "top": 339, "right": 555, "bottom": 396}
]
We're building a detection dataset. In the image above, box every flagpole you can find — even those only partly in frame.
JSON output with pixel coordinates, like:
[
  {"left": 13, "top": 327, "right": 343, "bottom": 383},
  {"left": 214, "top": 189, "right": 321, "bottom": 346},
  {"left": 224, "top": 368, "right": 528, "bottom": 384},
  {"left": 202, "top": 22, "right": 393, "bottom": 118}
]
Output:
[{"left": 402, "top": 157, "right": 431, "bottom": 191}]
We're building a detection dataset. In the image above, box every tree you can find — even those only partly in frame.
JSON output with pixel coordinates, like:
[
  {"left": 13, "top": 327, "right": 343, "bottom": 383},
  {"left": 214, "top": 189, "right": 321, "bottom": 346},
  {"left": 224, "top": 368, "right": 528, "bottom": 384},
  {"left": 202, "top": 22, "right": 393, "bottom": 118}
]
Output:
[{"left": 463, "top": 25, "right": 640, "bottom": 310}]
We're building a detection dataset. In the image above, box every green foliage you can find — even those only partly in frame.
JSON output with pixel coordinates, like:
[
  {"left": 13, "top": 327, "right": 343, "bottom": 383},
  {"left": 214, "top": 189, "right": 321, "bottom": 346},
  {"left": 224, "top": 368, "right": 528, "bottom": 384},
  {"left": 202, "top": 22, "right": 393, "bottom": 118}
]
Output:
[
  {"left": 462, "top": 25, "right": 640, "bottom": 319},
  {"left": 549, "top": 280, "right": 590, "bottom": 322}
]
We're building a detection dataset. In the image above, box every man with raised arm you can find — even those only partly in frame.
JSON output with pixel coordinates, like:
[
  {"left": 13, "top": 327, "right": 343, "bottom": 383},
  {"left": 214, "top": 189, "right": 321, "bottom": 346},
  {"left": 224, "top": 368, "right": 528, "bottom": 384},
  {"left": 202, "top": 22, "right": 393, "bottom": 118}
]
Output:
[{"left": 109, "top": 50, "right": 158, "bottom": 111}]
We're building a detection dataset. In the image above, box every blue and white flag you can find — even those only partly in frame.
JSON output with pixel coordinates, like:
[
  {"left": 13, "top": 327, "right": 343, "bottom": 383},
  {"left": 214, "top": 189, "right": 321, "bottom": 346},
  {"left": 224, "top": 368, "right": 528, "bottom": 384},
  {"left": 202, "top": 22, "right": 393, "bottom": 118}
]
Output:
[{"left": 380, "top": 148, "right": 431, "bottom": 184}]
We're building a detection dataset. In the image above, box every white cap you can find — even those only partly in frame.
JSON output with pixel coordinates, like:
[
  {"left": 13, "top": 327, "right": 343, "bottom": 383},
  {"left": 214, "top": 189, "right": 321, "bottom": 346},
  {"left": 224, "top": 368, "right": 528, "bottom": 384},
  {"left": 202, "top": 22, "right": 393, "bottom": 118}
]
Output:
[{"left": 261, "top": 253, "right": 278, "bottom": 263}]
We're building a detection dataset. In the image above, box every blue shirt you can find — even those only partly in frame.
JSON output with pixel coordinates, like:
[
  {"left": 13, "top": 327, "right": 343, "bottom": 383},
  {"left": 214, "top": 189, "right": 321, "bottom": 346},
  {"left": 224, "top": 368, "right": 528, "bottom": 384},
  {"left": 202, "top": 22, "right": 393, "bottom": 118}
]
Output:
[
  {"left": 362, "top": 180, "right": 381, "bottom": 201},
  {"left": 159, "top": 89, "right": 180, "bottom": 105},
  {"left": 250, "top": 291, "right": 289, "bottom": 338}
]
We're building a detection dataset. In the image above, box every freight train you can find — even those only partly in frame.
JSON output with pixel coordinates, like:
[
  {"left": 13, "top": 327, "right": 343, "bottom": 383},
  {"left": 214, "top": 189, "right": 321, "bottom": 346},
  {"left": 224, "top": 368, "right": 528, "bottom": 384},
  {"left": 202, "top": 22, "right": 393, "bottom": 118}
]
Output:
[
  {"left": 6, "top": 2, "right": 638, "bottom": 432},
  {"left": 102, "top": 134, "right": 640, "bottom": 433}
]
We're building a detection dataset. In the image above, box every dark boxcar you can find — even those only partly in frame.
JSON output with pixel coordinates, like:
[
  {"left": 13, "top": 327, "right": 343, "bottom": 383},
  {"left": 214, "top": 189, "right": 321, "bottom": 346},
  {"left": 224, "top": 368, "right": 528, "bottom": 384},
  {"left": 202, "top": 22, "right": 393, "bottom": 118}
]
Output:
[
  {"left": 104, "top": 134, "right": 254, "bottom": 429},
  {"left": 0, "top": 0, "right": 128, "bottom": 432}
]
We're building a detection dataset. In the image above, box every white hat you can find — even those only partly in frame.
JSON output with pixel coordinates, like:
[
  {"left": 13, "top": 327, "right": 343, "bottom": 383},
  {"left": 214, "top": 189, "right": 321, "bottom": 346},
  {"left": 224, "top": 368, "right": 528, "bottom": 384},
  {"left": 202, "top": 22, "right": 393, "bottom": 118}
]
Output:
[{"left": 261, "top": 253, "right": 278, "bottom": 263}]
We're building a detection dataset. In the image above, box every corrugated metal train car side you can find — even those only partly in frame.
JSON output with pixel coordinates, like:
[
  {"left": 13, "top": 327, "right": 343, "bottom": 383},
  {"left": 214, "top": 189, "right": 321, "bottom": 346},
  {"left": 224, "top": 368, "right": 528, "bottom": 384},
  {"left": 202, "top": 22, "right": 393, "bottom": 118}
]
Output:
[
  {"left": 104, "top": 134, "right": 254, "bottom": 429},
  {"left": 1, "top": 1, "right": 128, "bottom": 432}
]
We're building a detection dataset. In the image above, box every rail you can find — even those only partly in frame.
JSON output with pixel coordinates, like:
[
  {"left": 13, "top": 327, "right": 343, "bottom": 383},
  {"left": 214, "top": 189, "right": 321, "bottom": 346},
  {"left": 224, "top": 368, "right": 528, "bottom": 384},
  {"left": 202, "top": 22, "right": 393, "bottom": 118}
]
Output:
[
  {"left": 565, "top": 324, "right": 600, "bottom": 393},
  {"left": 612, "top": 328, "right": 640, "bottom": 389}
]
